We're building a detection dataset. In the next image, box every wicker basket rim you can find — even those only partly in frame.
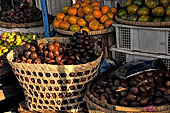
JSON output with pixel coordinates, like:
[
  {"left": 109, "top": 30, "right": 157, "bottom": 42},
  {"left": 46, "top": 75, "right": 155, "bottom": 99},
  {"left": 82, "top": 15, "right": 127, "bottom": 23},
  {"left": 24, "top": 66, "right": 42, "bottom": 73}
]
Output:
[{"left": 115, "top": 15, "right": 170, "bottom": 27}]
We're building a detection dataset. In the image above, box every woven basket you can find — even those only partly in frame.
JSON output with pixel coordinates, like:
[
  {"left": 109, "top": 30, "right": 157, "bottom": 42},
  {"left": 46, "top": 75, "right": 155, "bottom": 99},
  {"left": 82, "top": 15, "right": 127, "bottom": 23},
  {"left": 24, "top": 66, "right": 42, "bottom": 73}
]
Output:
[
  {"left": 115, "top": 16, "right": 170, "bottom": 27},
  {"left": 85, "top": 82, "right": 170, "bottom": 113},
  {"left": 7, "top": 37, "right": 103, "bottom": 112},
  {"left": 54, "top": 27, "right": 113, "bottom": 36}
]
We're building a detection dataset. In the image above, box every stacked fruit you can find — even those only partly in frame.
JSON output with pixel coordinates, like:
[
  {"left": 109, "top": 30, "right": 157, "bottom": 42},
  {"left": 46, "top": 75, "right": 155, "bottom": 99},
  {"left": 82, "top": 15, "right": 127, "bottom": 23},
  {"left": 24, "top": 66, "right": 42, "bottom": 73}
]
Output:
[
  {"left": 90, "top": 70, "right": 170, "bottom": 107},
  {"left": 0, "top": 32, "right": 40, "bottom": 56},
  {"left": 0, "top": 4, "right": 42, "bottom": 23},
  {"left": 54, "top": 0, "right": 117, "bottom": 32},
  {"left": 117, "top": 0, "right": 170, "bottom": 22},
  {"left": 13, "top": 31, "right": 100, "bottom": 64}
]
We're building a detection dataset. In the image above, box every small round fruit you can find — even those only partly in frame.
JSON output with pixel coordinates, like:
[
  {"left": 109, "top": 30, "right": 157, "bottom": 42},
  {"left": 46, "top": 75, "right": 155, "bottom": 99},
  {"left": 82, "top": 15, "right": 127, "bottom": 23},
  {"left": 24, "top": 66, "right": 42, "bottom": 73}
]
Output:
[
  {"left": 85, "top": 14, "right": 95, "bottom": 22},
  {"left": 48, "top": 43, "right": 55, "bottom": 51},
  {"left": 104, "top": 19, "right": 114, "bottom": 28},
  {"left": 24, "top": 51, "right": 31, "bottom": 58},
  {"left": 110, "top": 8, "right": 117, "bottom": 14},
  {"left": 91, "top": 0, "right": 100, "bottom": 7},
  {"left": 56, "top": 56, "right": 62, "bottom": 62},
  {"left": 68, "top": 7, "right": 77, "bottom": 16},
  {"left": 93, "top": 9, "right": 102, "bottom": 19},
  {"left": 68, "top": 16, "right": 77, "bottom": 25},
  {"left": 89, "top": 19, "right": 100, "bottom": 31},
  {"left": 73, "top": 3, "right": 80, "bottom": 8},
  {"left": 54, "top": 41, "right": 60, "bottom": 48},
  {"left": 98, "top": 24, "right": 104, "bottom": 30},
  {"left": 25, "top": 43, "right": 31, "bottom": 50},
  {"left": 30, "top": 46, "right": 36, "bottom": 52},
  {"left": 39, "top": 43, "right": 45, "bottom": 50},
  {"left": 54, "top": 19, "right": 62, "bottom": 28},
  {"left": 30, "top": 52, "right": 38, "bottom": 59},
  {"left": 100, "top": 15, "right": 109, "bottom": 24},
  {"left": 107, "top": 12, "right": 114, "bottom": 19},
  {"left": 101, "top": 5, "right": 110, "bottom": 15},
  {"left": 59, "top": 21, "right": 70, "bottom": 30},
  {"left": 70, "top": 25, "right": 80, "bottom": 32},
  {"left": 34, "top": 58, "right": 42, "bottom": 64},
  {"left": 26, "top": 59, "right": 32, "bottom": 63},
  {"left": 62, "top": 6, "right": 69, "bottom": 14},
  {"left": 48, "top": 51, "right": 54, "bottom": 58},
  {"left": 77, "top": 18, "right": 87, "bottom": 27},
  {"left": 56, "top": 13, "right": 65, "bottom": 20},
  {"left": 54, "top": 49, "right": 60, "bottom": 56},
  {"left": 83, "top": 5, "right": 93, "bottom": 14}
]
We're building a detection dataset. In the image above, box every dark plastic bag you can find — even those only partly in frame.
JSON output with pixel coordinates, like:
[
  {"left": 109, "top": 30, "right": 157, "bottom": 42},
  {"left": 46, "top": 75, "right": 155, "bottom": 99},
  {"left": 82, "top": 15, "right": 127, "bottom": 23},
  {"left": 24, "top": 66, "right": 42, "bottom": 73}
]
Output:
[{"left": 114, "top": 59, "right": 166, "bottom": 79}]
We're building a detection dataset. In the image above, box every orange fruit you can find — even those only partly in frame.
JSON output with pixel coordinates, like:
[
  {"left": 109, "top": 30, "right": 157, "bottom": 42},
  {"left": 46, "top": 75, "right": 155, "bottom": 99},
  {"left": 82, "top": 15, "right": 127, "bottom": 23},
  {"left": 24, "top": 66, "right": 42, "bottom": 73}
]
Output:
[
  {"left": 84, "top": 0, "right": 92, "bottom": 4},
  {"left": 91, "top": 0, "right": 100, "bottom": 7},
  {"left": 85, "top": 13, "right": 95, "bottom": 22},
  {"left": 107, "top": 12, "right": 114, "bottom": 19},
  {"left": 62, "top": 6, "right": 69, "bottom": 14},
  {"left": 93, "top": 9, "right": 102, "bottom": 19},
  {"left": 89, "top": 19, "right": 100, "bottom": 31},
  {"left": 59, "top": 21, "right": 70, "bottom": 30},
  {"left": 68, "top": 7, "right": 77, "bottom": 16},
  {"left": 70, "top": 24, "right": 80, "bottom": 32},
  {"left": 98, "top": 24, "right": 104, "bottom": 30},
  {"left": 73, "top": 3, "right": 80, "bottom": 8},
  {"left": 83, "top": 5, "right": 93, "bottom": 14},
  {"left": 93, "top": 6, "right": 100, "bottom": 10},
  {"left": 81, "top": 27, "right": 90, "bottom": 32},
  {"left": 54, "top": 19, "right": 62, "bottom": 28},
  {"left": 104, "top": 19, "right": 114, "bottom": 28},
  {"left": 100, "top": 15, "right": 109, "bottom": 23},
  {"left": 78, "top": 7, "right": 85, "bottom": 17},
  {"left": 56, "top": 13, "right": 65, "bottom": 20},
  {"left": 77, "top": 18, "right": 87, "bottom": 27},
  {"left": 63, "top": 15, "right": 71, "bottom": 22},
  {"left": 101, "top": 5, "right": 110, "bottom": 15},
  {"left": 68, "top": 16, "right": 77, "bottom": 25},
  {"left": 110, "top": 8, "right": 117, "bottom": 14},
  {"left": 81, "top": 2, "right": 88, "bottom": 7}
]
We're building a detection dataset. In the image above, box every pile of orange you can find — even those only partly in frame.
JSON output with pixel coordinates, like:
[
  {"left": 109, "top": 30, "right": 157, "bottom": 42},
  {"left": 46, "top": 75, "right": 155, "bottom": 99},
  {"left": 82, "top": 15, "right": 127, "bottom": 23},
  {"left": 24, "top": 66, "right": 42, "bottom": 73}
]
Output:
[{"left": 54, "top": 0, "right": 117, "bottom": 32}]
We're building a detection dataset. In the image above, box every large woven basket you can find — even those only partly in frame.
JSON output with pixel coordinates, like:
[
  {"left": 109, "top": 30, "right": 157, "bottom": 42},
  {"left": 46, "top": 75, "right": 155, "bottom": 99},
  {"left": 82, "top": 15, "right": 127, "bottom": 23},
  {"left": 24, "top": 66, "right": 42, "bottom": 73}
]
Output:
[
  {"left": 54, "top": 27, "right": 113, "bottom": 36},
  {"left": 85, "top": 82, "right": 170, "bottom": 113},
  {"left": 7, "top": 37, "right": 103, "bottom": 112},
  {"left": 115, "top": 16, "right": 170, "bottom": 27}
]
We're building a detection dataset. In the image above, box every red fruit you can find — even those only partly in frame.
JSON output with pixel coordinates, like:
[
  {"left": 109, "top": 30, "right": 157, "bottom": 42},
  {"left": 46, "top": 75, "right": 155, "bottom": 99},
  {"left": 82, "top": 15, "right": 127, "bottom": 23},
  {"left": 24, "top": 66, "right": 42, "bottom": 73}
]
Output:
[
  {"left": 22, "top": 56, "right": 27, "bottom": 61},
  {"left": 48, "top": 43, "right": 55, "bottom": 51},
  {"left": 26, "top": 59, "right": 32, "bottom": 63},
  {"left": 54, "top": 41, "right": 60, "bottom": 48},
  {"left": 54, "top": 49, "right": 60, "bottom": 56},
  {"left": 56, "top": 56, "right": 62, "bottom": 62},
  {"left": 48, "top": 51, "right": 54, "bottom": 58}
]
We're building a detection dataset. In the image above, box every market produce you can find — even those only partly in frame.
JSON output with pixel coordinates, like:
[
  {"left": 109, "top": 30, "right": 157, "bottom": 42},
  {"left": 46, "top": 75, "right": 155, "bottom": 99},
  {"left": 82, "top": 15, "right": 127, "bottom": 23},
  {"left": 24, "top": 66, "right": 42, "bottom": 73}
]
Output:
[
  {"left": 90, "top": 70, "right": 170, "bottom": 107},
  {"left": 54, "top": 0, "right": 117, "bottom": 32},
  {"left": 117, "top": 0, "right": 170, "bottom": 22},
  {"left": 13, "top": 31, "right": 100, "bottom": 65},
  {"left": 0, "top": 4, "right": 44, "bottom": 23},
  {"left": 0, "top": 32, "right": 40, "bottom": 56}
]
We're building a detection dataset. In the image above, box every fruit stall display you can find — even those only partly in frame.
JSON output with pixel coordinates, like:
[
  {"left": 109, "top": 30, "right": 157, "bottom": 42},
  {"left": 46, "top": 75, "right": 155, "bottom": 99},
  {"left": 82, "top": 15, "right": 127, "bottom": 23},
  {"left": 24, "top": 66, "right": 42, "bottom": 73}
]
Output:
[
  {"left": 116, "top": 0, "right": 170, "bottom": 26},
  {"left": 7, "top": 32, "right": 103, "bottom": 112},
  {"left": 0, "top": 4, "right": 54, "bottom": 28},
  {"left": 53, "top": 0, "right": 117, "bottom": 35},
  {"left": 85, "top": 69, "right": 170, "bottom": 112}
]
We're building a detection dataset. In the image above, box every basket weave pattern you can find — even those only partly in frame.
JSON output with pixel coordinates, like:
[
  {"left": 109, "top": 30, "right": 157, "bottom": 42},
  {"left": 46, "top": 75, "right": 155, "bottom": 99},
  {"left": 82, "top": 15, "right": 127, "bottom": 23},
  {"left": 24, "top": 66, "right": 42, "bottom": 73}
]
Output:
[{"left": 7, "top": 37, "right": 103, "bottom": 112}]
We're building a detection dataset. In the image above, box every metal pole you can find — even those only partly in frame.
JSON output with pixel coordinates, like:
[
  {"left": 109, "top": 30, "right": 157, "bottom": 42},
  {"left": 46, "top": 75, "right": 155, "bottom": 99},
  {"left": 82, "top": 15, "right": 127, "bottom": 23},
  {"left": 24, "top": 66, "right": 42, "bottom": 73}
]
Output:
[{"left": 40, "top": 0, "right": 50, "bottom": 38}]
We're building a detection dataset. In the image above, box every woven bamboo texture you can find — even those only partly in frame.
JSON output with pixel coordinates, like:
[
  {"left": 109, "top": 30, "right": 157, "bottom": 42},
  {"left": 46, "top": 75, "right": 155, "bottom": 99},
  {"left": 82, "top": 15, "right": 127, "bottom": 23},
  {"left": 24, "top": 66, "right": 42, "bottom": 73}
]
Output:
[
  {"left": 54, "top": 27, "right": 113, "bottom": 36},
  {"left": 115, "top": 16, "right": 170, "bottom": 27},
  {"left": 7, "top": 37, "right": 103, "bottom": 112},
  {"left": 85, "top": 82, "right": 170, "bottom": 113}
]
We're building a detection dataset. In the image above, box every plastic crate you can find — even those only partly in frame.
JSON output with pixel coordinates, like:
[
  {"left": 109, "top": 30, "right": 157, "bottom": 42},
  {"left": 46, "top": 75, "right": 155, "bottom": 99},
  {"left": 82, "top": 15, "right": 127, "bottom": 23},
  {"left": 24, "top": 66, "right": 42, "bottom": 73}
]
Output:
[
  {"left": 113, "top": 23, "right": 170, "bottom": 55},
  {"left": 110, "top": 45, "right": 170, "bottom": 70}
]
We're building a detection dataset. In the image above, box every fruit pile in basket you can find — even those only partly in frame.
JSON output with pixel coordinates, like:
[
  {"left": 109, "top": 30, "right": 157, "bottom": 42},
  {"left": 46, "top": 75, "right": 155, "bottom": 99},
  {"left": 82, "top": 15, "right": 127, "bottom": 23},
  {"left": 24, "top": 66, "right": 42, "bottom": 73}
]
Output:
[
  {"left": 13, "top": 31, "right": 100, "bottom": 64},
  {"left": 0, "top": 32, "right": 40, "bottom": 56},
  {"left": 54, "top": 0, "right": 117, "bottom": 32},
  {"left": 117, "top": 0, "right": 170, "bottom": 22},
  {"left": 90, "top": 70, "right": 170, "bottom": 107}
]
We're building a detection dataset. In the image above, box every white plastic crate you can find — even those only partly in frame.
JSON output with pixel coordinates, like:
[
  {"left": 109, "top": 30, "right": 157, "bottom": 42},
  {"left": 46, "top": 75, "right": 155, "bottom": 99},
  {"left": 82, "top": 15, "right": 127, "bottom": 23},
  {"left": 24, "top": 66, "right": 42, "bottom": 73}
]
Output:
[
  {"left": 113, "top": 23, "right": 170, "bottom": 55},
  {"left": 110, "top": 45, "right": 170, "bottom": 70}
]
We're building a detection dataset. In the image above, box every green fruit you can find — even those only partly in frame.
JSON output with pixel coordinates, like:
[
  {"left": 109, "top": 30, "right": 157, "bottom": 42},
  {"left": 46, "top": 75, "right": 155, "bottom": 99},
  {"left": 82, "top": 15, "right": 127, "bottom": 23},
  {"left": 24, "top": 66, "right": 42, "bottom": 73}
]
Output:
[
  {"left": 27, "top": 34, "right": 33, "bottom": 39},
  {"left": 152, "top": 18, "right": 162, "bottom": 22},
  {"left": 160, "top": 0, "right": 169, "bottom": 7},
  {"left": 12, "top": 32, "right": 16, "bottom": 36},
  {"left": 152, "top": 7, "right": 165, "bottom": 17},
  {"left": 0, "top": 53, "right": 3, "bottom": 56},
  {"left": 16, "top": 35, "right": 21, "bottom": 39},
  {"left": 21, "top": 35, "right": 25, "bottom": 40},
  {"left": 0, "top": 40, "right": 3, "bottom": 44},
  {"left": 127, "top": 4, "right": 139, "bottom": 15},
  {"left": 121, "top": 14, "right": 129, "bottom": 20},
  {"left": 138, "top": 16, "right": 150, "bottom": 22},
  {"left": 118, "top": 9, "right": 127, "bottom": 17},
  {"left": 166, "top": 6, "right": 170, "bottom": 16},
  {"left": 134, "top": 0, "right": 143, "bottom": 6},
  {"left": 145, "top": 0, "right": 159, "bottom": 9},
  {"left": 124, "top": 0, "right": 133, "bottom": 7},
  {"left": 164, "top": 16, "right": 170, "bottom": 22},
  {"left": 24, "top": 38, "right": 29, "bottom": 42},
  {"left": 128, "top": 15, "right": 138, "bottom": 21},
  {"left": 137, "top": 7, "right": 149, "bottom": 16}
]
